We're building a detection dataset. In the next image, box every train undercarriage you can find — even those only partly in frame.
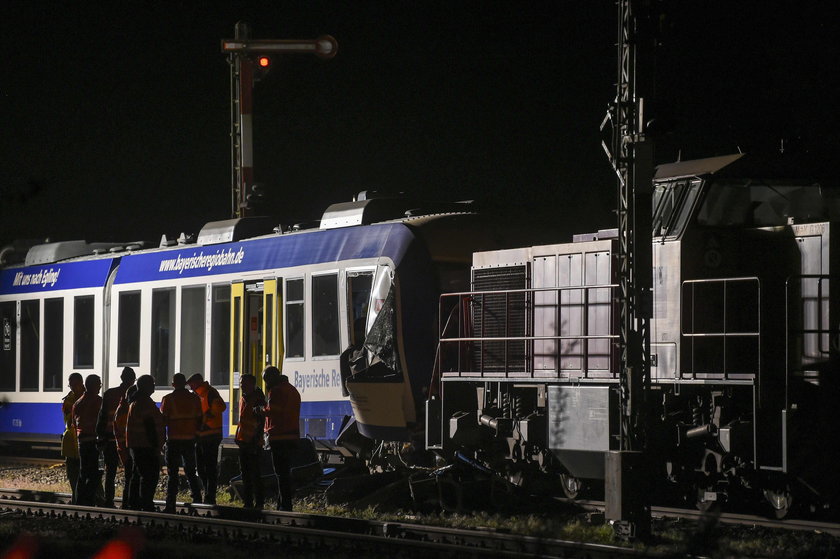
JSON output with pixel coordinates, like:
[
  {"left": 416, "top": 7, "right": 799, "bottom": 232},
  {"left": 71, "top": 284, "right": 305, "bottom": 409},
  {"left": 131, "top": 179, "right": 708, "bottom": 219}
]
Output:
[{"left": 418, "top": 374, "right": 840, "bottom": 519}]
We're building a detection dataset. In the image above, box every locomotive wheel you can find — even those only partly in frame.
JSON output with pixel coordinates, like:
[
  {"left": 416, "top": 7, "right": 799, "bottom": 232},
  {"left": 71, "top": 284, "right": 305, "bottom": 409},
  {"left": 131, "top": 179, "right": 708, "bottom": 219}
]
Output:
[
  {"left": 763, "top": 486, "right": 794, "bottom": 519},
  {"left": 559, "top": 473, "right": 582, "bottom": 499}
]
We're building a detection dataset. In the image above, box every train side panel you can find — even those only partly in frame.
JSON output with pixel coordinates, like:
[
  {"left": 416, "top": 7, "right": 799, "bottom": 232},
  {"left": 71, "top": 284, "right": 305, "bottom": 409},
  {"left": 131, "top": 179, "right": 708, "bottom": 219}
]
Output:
[{"left": 0, "top": 257, "right": 117, "bottom": 440}]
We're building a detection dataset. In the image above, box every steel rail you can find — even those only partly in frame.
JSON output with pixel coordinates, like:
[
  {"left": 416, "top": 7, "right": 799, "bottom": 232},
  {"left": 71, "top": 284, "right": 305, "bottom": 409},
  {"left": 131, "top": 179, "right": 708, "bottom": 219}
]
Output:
[
  {"left": 0, "top": 489, "right": 661, "bottom": 558},
  {"left": 572, "top": 498, "right": 840, "bottom": 537}
]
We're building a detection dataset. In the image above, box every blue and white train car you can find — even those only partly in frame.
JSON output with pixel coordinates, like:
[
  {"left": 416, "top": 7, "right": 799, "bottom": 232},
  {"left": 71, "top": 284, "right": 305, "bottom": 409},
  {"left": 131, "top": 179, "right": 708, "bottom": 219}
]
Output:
[
  {"left": 1, "top": 198, "right": 527, "bottom": 457},
  {"left": 0, "top": 243, "right": 121, "bottom": 442}
]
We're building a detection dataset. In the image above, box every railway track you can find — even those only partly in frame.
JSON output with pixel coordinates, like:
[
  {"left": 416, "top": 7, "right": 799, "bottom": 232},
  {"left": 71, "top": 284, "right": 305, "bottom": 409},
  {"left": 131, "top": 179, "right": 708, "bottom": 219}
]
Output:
[
  {"left": 0, "top": 488, "right": 656, "bottom": 559},
  {"left": 571, "top": 498, "right": 840, "bottom": 538},
  {"left": 2, "top": 487, "right": 839, "bottom": 558},
  {"left": 0, "top": 456, "right": 64, "bottom": 467}
]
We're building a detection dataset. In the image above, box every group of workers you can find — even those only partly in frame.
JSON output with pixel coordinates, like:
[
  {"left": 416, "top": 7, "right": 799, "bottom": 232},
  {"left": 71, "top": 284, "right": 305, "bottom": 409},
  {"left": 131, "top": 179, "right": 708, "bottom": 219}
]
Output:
[{"left": 60, "top": 365, "right": 301, "bottom": 512}]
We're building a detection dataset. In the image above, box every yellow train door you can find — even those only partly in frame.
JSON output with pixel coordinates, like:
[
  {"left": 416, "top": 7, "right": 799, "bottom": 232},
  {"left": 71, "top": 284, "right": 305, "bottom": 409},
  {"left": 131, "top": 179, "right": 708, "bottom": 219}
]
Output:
[{"left": 228, "top": 279, "right": 282, "bottom": 433}]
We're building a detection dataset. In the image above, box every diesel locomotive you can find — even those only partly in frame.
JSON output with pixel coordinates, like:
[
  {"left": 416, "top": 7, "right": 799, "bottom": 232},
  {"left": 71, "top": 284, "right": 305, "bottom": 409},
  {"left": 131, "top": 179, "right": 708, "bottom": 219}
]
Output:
[{"left": 416, "top": 153, "right": 839, "bottom": 517}]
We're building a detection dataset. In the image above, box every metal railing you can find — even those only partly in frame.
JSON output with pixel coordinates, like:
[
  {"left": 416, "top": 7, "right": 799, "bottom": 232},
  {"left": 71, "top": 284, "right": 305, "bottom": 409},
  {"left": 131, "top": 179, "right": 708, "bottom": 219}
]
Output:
[
  {"left": 436, "top": 284, "right": 619, "bottom": 379},
  {"left": 681, "top": 276, "right": 761, "bottom": 379}
]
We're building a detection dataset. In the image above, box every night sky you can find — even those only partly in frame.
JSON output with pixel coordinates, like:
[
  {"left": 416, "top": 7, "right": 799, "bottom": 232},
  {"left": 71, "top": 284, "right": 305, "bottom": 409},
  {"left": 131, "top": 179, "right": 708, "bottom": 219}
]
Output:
[{"left": 2, "top": 2, "right": 838, "bottom": 247}]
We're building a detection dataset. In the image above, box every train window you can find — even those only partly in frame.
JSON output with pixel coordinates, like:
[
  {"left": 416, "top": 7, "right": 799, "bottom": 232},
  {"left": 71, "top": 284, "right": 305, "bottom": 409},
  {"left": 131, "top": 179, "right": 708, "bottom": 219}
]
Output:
[
  {"left": 43, "top": 298, "right": 63, "bottom": 391},
  {"left": 697, "top": 181, "right": 825, "bottom": 228},
  {"left": 74, "top": 295, "right": 95, "bottom": 368},
  {"left": 117, "top": 291, "right": 141, "bottom": 367},
  {"left": 0, "top": 301, "right": 16, "bottom": 391},
  {"left": 20, "top": 299, "right": 39, "bottom": 392},
  {"left": 180, "top": 286, "right": 206, "bottom": 377},
  {"left": 347, "top": 272, "right": 373, "bottom": 347},
  {"left": 312, "top": 274, "right": 340, "bottom": 357},
  {"left": 210, "top": 285, "right": 230, "bottom": 386},
  {"left": 285, "top": 279, "right": 304, "bottom": 359},
  {"left": 151, "top": 289, "right": 175, "bottom": 386},
  {"left": 653, "top": 181, "right": 684, "bottom": 237}
]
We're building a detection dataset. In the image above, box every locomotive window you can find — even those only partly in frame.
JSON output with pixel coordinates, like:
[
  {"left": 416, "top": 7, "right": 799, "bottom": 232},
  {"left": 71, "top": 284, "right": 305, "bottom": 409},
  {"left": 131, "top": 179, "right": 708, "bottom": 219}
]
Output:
[
  {"left": 0, "top": 301, "right": 17, "bottom": 391},
  {"left": 285, "top": 279, "right": 304, "bottom": 359},
  {"left": 210, "top": 285, "right": 230, "bottom": 386},
  {"left": 347, "top": 272, "right": 373, "bottom": 347},
  {"left": 117, "top": 291, "right": 141, "bottom": 367},
  {"left": 43, "top": 298, "right": 63, "bottom": 391},
  {"left": 695, "top": 181, "right": 821, "bottom": 228},
  {"left": 151, "top": 289, "right": 175, "bottom": 386},
  {"left": 312, "top": 274, "right": 340, "bottom": 357},
  {"left": 20, "top": 299, "right": 40, "bottom": 392},
  {"left": 180, "top": 286, "right": 206, "bottom": 377}
]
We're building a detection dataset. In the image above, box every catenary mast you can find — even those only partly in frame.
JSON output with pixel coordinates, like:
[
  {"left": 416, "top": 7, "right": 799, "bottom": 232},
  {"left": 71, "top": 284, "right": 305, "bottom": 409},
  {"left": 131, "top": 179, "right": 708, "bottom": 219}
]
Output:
[{"left": 600, "top": 0, "right": 656, "bottom": 539}]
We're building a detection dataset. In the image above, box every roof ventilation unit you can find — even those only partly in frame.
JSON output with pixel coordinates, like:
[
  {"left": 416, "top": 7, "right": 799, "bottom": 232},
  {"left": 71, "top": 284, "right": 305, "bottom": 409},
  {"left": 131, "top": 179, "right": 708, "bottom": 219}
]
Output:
[
  {"left": 197, "top": 216, "right": 277, "bottom": 245},
  {"left": 24, "top": 240, "right": 125, "bottom": 266}
]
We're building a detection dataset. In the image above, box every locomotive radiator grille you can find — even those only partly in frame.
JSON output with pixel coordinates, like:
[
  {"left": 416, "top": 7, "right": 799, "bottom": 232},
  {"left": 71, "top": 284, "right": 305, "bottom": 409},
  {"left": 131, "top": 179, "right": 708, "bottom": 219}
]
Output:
[{"left": 471, "top": 265, "right": 528, "bottom": 374}]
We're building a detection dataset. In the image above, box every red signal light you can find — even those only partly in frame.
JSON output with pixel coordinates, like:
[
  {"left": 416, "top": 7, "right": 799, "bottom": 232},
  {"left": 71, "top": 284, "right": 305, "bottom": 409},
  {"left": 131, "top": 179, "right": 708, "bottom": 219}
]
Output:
[{"left": 258, "top": 56, "right": 271, "bottom": 68}]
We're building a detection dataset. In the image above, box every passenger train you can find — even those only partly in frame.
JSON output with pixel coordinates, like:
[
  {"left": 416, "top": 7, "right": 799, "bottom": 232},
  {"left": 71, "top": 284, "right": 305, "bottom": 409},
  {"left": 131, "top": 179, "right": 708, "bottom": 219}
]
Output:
[
  {"left": 425, "top": 154, "right": 840, "bottom": 517},
  {"left": 0, "top": 195, "right": 535, "bottom": 459}
]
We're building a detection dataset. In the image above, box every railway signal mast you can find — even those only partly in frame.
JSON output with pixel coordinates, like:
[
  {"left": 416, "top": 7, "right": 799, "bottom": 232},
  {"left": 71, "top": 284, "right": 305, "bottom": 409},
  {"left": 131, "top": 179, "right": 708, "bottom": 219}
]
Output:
[
  {"left": 222, "top": 22, "right": 338, "bottom": 219},
  {"left": 600, "top": 0, "right": 656, "bottom": 539}
]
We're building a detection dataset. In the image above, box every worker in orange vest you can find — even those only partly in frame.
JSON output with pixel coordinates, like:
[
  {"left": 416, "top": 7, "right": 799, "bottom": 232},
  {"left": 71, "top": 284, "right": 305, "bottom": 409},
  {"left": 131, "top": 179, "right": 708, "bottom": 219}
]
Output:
[
  {"left": 261, "top": 366, "right": 301, "bottom": 511},
  {"left": 187, "top": 373, "right": 226, "bottom": 505},
  {"left": 61, "top": 372, "right": 85, "bottom": 504},
  {"left": 71, "top": 374, "right": 103, "bottom": 506},
  {"left": 235, "top": 373, "right": 266, "bottom": 509},
  {"left": 113, "top": 384, "right": 139, "bottom": 510},
  {"left": 96, "top": 366, "right": 135, "bottom": 508},
  {"left": 126, "top": 375, "right": 165, "bottom": 512},
  {"left": 160, "top": 373, "right": 203, "bottom": 512}
]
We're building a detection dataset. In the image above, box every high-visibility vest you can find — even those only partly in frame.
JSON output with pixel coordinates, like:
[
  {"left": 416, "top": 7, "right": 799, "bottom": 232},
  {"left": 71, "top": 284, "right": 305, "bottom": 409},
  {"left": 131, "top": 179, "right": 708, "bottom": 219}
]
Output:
[
  {"left": 97, "top": 384, "right": 130, "bottom": 442},
  {"left": 194, "top": 381, "right": 226, "bottom": 437},
  {"left": 264, "top": 381, "right": 301, "bottom": 442},
  {"left": 61, "top": 390, "right": 81, "bottom": 458},
  {"left": 72, "top": 393, "right": 102, "bottom": 444},
  {"left": 126, "top": 396, "right": 165, "bottom": 450},
  {"left": 113, "top": 396, "right": 130, "bottom": 451},
  {"left": 161, "top": 388, "right": 202, "bottom": 441},
  {"left": 235, "top": 389, "right": 266, "bottom": 446}
]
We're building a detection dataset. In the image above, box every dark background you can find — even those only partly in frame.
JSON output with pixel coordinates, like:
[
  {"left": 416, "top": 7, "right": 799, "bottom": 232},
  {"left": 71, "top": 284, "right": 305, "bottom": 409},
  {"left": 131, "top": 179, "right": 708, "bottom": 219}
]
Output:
[{"left": 1, "top": 1, "right": 837, "bottom": 246}]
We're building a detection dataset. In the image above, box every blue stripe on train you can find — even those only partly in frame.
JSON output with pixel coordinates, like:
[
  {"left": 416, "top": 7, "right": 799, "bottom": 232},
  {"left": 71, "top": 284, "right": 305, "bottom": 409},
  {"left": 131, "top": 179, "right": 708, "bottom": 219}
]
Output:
[
  {"left": 114, "top": 223, "right": 414, "bottom": 284},
  {"left": 0, "top": 399, "right": 355, "bottom": 441},
  {"left": 0, "top": 258, "right": 117, "bottom": 295}
]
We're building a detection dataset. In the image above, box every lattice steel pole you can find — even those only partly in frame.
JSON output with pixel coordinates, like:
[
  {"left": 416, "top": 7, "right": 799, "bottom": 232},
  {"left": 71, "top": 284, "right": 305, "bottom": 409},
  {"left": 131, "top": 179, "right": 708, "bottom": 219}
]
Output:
[{"left": 601, "top": 0, "right": 655, "bottom": 539}]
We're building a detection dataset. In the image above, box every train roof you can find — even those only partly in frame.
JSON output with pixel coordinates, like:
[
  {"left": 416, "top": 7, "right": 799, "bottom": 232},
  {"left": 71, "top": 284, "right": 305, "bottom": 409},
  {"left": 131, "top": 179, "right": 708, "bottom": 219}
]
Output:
[{"left": 0, "top": 208, "right": 490, "bottom": 295}]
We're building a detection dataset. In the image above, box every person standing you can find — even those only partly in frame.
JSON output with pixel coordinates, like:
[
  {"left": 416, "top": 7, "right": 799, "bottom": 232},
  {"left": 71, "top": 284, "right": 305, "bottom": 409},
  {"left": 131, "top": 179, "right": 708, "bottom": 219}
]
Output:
[
  {"left": 113, "top": 384, "right": 139, "bottom": 510},
  {"left": 160, "top": 373, "right": 203, "bottom": 512},
  {"left": 262, "top": 366, "right": 301, "bottom": 511},
  {"left": 235, "top": 374, "right": 266, "bottom": 509},
  {"left": 96, "top": 366, "right": 136, "bottom": 508},
  {"left": 126, "top": 375, "right": 165, "bottom": 512},
  {"left": 71, "top": 374, "right": 103, "bottom": 506},
  {"left": 186, "top": 374, "right": 226, "bottom": 505},
  {"left": 61, "top": 372, "right": 85, "bottom": 504}
]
